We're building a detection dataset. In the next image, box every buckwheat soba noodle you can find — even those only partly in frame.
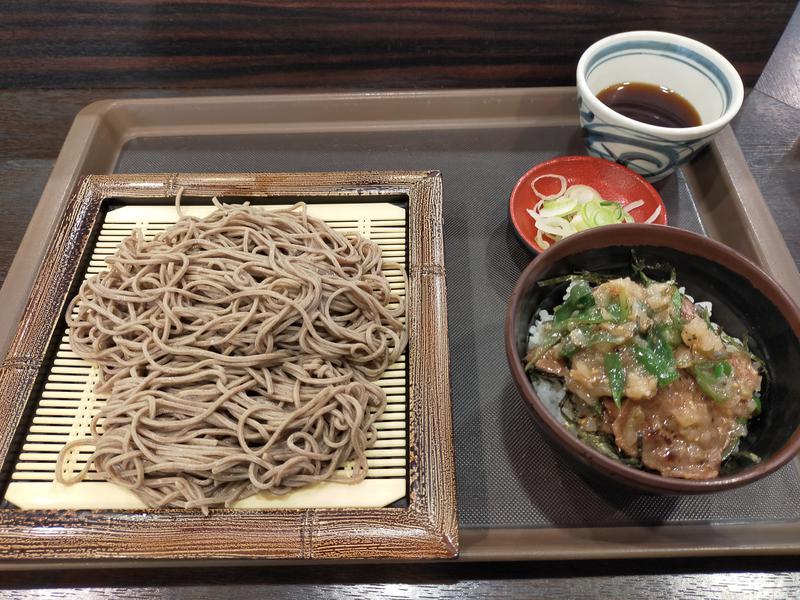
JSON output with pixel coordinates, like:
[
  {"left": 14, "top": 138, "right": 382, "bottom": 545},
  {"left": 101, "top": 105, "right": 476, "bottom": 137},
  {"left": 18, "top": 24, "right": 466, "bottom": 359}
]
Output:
[{"left": 56, "top": 192, "right": 407, "bottom": 512}]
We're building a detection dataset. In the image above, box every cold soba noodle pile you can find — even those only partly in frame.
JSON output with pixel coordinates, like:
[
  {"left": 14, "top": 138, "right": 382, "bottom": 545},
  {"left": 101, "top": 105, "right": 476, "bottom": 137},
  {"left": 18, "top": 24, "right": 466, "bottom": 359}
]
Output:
[{"left": 57, "top": 193, "right": 407, "bottom": 512}]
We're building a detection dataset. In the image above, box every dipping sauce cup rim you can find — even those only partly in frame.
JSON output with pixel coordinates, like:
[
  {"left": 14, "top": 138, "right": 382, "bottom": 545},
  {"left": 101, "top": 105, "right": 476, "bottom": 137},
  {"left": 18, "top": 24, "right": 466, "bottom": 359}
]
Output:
[{"left": 577, "top": 30, "right": 744, "bottom": 139}]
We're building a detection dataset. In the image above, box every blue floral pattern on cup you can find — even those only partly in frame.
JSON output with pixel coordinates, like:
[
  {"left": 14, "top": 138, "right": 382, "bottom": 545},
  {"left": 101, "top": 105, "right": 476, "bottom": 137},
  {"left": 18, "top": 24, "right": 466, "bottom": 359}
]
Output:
[{"left": 579, "top": 96, "right": 707, "bottom": 180}]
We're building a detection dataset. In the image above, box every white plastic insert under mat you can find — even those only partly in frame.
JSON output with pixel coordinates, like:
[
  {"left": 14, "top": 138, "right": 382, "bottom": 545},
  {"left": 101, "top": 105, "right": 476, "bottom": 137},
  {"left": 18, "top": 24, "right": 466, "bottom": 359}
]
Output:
[{"left": 5, "top": 202, "right": 408, "bottom": 510}]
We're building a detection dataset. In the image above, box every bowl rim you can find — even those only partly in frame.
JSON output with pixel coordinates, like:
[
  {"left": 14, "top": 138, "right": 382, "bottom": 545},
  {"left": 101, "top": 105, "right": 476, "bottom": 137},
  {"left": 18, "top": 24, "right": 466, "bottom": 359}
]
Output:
[
  {"left": 508, "top": 155, "right": 667, "bottom": 254},
  {"left": 576, "top": 30, "right": 745, "bottom": 140},
  {"left": 505, "top": 223, "right": 800, "bottom": 493}
]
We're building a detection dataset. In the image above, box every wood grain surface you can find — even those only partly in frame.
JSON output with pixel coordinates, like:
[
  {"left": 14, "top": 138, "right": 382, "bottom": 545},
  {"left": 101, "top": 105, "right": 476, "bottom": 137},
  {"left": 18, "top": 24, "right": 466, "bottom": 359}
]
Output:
[
  {"left": 0, "top": 0, "right": 794, "bottom": 90},
  {"left": 1, "top": 557, "right": 800, "bottom": 598},
  {"left": 756, "top": 4, "right": 800, "bottom": 109},
  {"left": 732, "top": 89, "right": 800, "bottom": 264},
  {"left": 0, "top": 1, "right": 798, "bottom": 596}
]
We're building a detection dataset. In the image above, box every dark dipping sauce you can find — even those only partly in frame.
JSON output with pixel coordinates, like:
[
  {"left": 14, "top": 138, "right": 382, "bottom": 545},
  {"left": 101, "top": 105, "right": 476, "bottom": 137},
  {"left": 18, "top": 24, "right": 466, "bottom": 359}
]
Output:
[{"left": 596, "top": 81, "right": 703, "bottom": 128}]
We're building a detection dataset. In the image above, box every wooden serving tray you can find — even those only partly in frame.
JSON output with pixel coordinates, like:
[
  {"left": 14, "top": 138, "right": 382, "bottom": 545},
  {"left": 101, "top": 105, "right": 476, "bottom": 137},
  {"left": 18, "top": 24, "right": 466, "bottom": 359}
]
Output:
[
  {"left": 0, "top": 88, "right": 799, "bottom": 567},
  {"left": 0, "top": 172, "right": 457, "bottom": 562}
]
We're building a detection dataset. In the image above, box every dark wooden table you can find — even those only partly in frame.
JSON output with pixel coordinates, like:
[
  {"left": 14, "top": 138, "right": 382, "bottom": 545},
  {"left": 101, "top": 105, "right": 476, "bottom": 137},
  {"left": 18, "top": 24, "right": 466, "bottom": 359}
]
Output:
[{"left": 2, "top": 3, "right": 800, "bottom": 598}]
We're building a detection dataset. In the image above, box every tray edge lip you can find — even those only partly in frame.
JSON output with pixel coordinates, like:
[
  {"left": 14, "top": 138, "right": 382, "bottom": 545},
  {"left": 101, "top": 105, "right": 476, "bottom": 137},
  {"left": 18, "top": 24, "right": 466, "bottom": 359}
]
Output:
[{"left": 708, "top": 126, "right": 800, "bottom": 298}]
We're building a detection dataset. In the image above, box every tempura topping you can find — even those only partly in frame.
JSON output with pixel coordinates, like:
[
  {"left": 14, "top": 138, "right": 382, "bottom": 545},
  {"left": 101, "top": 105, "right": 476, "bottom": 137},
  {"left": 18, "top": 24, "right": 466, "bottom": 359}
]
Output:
[{"left": 526, "top": 262, "right": 763, "bottom": 479}]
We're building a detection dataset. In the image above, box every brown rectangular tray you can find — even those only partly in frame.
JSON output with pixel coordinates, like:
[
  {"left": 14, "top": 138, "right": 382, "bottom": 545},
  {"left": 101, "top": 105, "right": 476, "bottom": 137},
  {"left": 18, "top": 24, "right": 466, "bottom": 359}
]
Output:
[{"left": 1, "top": 88, "right": 799, "bottom": 566}]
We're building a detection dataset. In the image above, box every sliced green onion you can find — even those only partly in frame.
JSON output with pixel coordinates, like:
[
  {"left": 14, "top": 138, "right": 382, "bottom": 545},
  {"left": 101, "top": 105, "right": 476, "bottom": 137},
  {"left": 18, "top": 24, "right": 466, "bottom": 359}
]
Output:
[
  {"left": 535, "top": 228, "right": 551, "bottom": 250},
  {"left": 633, "top": 336, "right": 678, "bottom": 388},
  {"left": 592, "top": 206, "right": 620, "bottom": 226},
  {"left": 713, "top": 360, "right": 732, "bottom": 379},
  {"left": 604, "top": 351, "right": 626, "bottom": 408},
  {"left": 625, "top": 200, "right": 645, "bottom": 211},
  {"left": 536, "top": 216, "right": 572, "bottom": 237},
  {"left": 691, "top": 362, "right": 730, "bottom": 403},
  {"left": 605, "top": 298, "right": 629, "bottom": 323},
  {"left": 526, "top": 177, "right": 664, "bottom": 249},
  {"left": 566, "top": 184, "right": 600, "bottom": 203},
  {"left": 531, "top": 174, "right": 567, "bottom": 201},
  {"left": 571, "top": 213, "right": 590, "bottom": 231},
  {"left": 539, "top": 196, "right": 578, "bottom": 218},
  {"left": 554, "top": 280, "right": 594, "bottom": 324},
  {"left": 645, "top": 204, "right": 662, "bottom": 224}
]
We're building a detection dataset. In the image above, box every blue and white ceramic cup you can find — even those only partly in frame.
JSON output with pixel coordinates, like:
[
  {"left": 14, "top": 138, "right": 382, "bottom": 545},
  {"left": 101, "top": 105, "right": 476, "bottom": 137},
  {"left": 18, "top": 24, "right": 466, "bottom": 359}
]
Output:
[{"left": 577, "top": 31, "right": 744, "bottom": 181}]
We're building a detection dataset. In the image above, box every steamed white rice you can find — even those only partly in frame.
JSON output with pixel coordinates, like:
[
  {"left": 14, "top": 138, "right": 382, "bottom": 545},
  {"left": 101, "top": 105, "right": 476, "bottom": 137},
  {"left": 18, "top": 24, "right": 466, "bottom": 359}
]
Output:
[{"left": 527, "top": 309, "right": 567, "bottom": 413}]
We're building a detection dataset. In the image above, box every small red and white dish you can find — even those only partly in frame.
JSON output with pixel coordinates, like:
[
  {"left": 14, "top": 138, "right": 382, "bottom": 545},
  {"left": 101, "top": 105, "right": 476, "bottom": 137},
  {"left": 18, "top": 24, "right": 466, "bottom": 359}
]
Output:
[{"left": 509, "top": 155, "right": 667, "bottom": 253}]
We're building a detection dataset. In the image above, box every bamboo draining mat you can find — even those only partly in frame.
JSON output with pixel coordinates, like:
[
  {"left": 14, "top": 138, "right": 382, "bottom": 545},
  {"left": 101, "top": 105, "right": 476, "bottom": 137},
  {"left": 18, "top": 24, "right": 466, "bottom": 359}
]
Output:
[{"left": 4, "top": 202, "right": 408, "bottom": 510}]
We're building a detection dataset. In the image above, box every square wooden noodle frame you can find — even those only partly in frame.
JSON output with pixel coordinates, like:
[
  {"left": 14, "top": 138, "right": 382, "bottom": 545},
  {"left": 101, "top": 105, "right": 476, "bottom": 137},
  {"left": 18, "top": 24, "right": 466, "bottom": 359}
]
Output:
[{"left": 0, "top": 171, "right": 457, "bottom": 562}]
